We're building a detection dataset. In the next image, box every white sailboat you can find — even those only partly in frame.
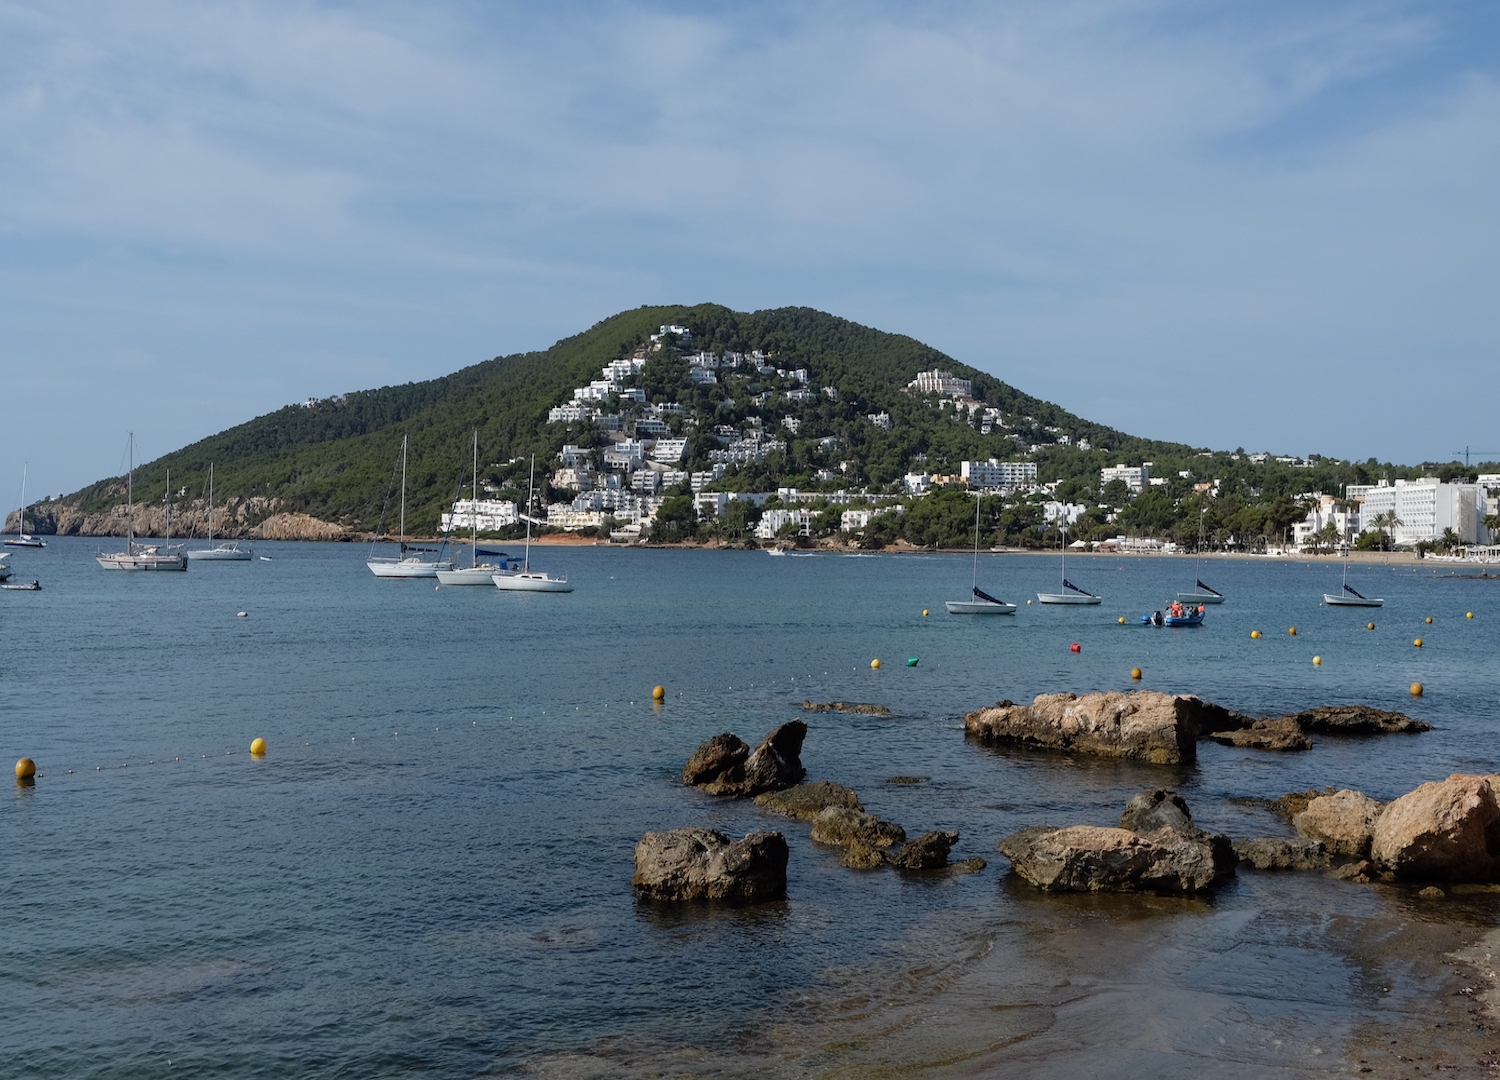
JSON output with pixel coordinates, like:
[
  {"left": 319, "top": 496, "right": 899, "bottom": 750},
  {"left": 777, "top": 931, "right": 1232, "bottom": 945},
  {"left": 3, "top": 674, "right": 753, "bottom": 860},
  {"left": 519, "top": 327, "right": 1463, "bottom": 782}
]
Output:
[
  {"left": 187, "top": 463, "right": 252, "bottom": 561},
  {"left": 493, "top": 455, "right": 572, "bottom": 593},
  {"left": 97, "top": 434, "right": 188, "bottom": 571},
  {"left": 1176, "top": 508, "right": 1224, "bottom": 604},
  {"left": 4, "top": 463, "right": 47, "bottom": 548},
  {"left": 946, "top": 492, "right": 1015, "bottom": 614},
  {"left": 1323, "top": 553, "right": 1383, "bottom": 607},
  {"left": 437, "top": 431, "right": 517, "bottom": 585},
  {"left": 1037, "top": 523, "right": 1101, "bottom": 605},
  {"left": 367, "top": 434, "right": 454, "bottom": 578}
]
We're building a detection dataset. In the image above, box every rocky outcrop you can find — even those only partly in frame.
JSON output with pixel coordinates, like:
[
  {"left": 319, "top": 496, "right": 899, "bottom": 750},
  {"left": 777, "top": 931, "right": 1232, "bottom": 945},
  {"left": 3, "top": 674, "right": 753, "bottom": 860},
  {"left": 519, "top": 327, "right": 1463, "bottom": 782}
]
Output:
[
  {"left": 1292, "top": 789, "right": 1384, "bottom": 857},
  {"left": 1207, "top": 717, "right": 1312, "bottom": 752},
  {"left": 888, "top": 830, "right": 960, "bottom": 871},
  {"left": 1370, "top": 773, "right": 1500, "bottom": 882},
  {"left": 1283, "top": 705, "right": 1431, "bottom": 735},
  {"left": 964, "top": 691, "right": 1203, "bottom": 765},
  {"left": 682, "top": 722, "right": 807, "bottom": 797},
  {"left": 810, "top": 806, "right": 907, "bottom": 869},
  {"left": 998, "top": 824, "right": 1230, "bottom": 893},
  {"left": 255, "top": 512, "right": 350, "bottom": 541},
  {"left": 16, "top": 497, "right": 347, "bottom": 541},
  {"left": 754, "top": 781, "right": 863, "bottom": 820},
  {"left": 802, "top": 700, "right": 891, "bottom": 715},
  {"left": 632, "top": 828, "right": 789, "bottom": 903},
  {"left": 1233, "top": 837, "right": 1332, "bottom": 870},
  {"left": 1120, "top": 790, "right": 1194, "bottom": 833}
]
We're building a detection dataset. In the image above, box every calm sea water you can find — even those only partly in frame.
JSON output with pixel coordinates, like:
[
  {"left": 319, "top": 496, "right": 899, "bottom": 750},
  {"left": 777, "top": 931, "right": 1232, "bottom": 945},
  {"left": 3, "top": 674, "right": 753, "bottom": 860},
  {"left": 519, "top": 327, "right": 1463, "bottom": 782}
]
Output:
[{"left": 3, "top": 539, "right": 1498, "bottom": 1078}]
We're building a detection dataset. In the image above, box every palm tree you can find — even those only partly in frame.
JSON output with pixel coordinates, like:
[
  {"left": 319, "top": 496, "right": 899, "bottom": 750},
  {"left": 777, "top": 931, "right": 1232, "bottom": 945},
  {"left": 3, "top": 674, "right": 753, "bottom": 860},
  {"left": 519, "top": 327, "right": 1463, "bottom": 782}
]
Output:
[
  {"left": 1484, "top": 513, "right": 1500, "bottom": 543},
  {"left": 1439, "top": 527, "right": 1462, "bottom": 554},
  {"left": 1369, "top": 509, "right": 1403, "bottom": 551}
]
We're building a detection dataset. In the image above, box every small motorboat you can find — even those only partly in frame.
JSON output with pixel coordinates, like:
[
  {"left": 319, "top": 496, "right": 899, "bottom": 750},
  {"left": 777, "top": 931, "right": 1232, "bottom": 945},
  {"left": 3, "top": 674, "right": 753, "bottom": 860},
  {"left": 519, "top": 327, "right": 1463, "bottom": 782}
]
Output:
[
  {"left": 1142, "top": 604, "right": 1206, "bottom": 627},
  {"left": 1, "top": 579, "right": 41, "bottom": 591}
]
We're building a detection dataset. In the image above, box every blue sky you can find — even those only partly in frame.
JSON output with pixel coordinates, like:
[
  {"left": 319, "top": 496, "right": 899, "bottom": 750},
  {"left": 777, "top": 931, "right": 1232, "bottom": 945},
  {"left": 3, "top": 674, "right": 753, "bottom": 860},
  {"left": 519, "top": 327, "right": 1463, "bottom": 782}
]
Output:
[{"left": 2, "top": 0, "right": 1498, "bottom": 494}]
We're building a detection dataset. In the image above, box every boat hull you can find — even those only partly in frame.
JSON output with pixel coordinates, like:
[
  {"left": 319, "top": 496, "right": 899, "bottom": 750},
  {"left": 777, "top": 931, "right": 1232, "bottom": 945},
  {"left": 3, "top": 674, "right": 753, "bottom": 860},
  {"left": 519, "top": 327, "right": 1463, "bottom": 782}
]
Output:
[
  {"left": 435, "top": 565, "right": 508, "bottom": 586},
  {"left": 187, "top": 545, "right": 252, "bottom": 561},
  {"left": 945, "top": 599, "right": 1016, "bottom": 615},
  {"left": 97, "top": 552, "right": 188, "bottom": 571},
  {"left": 1323, "top": 593, "right": 1384, "bottom": 607},
  {"left": 1037, "top": 592, "right": 1101, "bottom": 605},
  {"left": 3, "top": 537, "right": 46, "bottom": 549},
  {"left": 368, "top": 557, "right": 453, "bottom": 578},
  {"left": 1175, "top": 592, "right": 1224, "bottom": 605},
  {"left": 492, "top": 572, "right": 572, "bottom": 593}
]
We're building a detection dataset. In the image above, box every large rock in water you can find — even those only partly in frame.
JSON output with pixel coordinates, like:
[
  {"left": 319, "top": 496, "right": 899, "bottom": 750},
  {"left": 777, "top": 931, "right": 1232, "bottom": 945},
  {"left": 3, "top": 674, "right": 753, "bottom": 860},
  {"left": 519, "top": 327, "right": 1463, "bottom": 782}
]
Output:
[
  {"left": 1292, "top": 789, "right": 1384, "bottom": 857},
  {"left": 998, "top": 824, "right": 1229, "bottom": 893},
  {"left": 1206, "top": 717, "right": 1312, "bottom": 752},
  {"left": 1233, "top": 837, "right": 1332, "bottom": 871},
  {"left": 888, "top": 830, "right": 960, "bottom": 871},
  {"left": 964, "top": 691, "right": 1202, "bottom": 765},
  {"left": 632, "top": 828, "right": 789, "bottom": 902},
  {"left": 1283, "top": 705, "right": 1431, "bottom": 735},
  {"left": 1370, "top": 773, "right": 1500, "bottom": 882},
  {"left": 682, "top": 721, "right": 807, "bottom": 797},
  {"left": 754, "top": 780, "right": 862, "bottom": 820}
]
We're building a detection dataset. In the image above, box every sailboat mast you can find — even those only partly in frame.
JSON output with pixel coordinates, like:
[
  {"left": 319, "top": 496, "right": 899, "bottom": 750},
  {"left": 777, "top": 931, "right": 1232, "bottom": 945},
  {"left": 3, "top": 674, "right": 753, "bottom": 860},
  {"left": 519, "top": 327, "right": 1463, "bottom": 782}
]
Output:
[
  {"left": 523, "top": 454, "right": 535, "bottom": 572},
  {"left": 17, "top": 462, "right": 25, "bottom": 537},
  {"left": 471, "top": 430, "right": 478, "bottom": 567},
  {"left": 127, "top": 433, "right": 134, "bottom": 550},
  {"left": 165, "top": 468, "right": 171, "bottom": 544},
  {"left": 399, "top": 435, "right": 407, "bottom": 549},
  {"left": 971, "top": 492, "right": 981, "bottom": 590},
  {"left": 208, "top": 463, "right": 214, "bottom": 544}
]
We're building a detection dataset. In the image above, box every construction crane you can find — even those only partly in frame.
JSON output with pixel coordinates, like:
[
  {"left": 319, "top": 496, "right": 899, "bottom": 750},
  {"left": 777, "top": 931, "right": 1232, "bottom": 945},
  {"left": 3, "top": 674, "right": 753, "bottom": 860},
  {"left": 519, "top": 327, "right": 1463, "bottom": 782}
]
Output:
[{"left": 1451, "top": 447, "right": 1500, "bottom": 468}]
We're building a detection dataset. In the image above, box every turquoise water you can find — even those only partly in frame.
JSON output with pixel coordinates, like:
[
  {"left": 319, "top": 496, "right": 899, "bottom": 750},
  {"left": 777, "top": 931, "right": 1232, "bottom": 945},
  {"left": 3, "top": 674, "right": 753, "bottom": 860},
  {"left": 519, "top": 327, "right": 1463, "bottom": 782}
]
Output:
[{"left": 2, "top": 540, "right": 1498, "bottom": 1077}]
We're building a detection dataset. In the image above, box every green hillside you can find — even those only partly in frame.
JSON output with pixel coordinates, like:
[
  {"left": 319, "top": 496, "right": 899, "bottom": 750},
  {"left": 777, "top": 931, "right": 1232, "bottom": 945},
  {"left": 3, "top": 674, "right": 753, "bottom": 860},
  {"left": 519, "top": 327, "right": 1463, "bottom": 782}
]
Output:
[{"left": 55, "top": 303, "right": 1458, "bottom": 543}]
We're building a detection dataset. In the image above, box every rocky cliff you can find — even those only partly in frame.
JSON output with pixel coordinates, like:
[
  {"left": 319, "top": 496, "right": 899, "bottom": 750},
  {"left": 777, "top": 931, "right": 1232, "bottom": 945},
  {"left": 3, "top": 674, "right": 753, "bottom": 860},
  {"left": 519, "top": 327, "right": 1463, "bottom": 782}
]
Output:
[{"left": 6, "top": 500, "right": 351, "bottom": 542}]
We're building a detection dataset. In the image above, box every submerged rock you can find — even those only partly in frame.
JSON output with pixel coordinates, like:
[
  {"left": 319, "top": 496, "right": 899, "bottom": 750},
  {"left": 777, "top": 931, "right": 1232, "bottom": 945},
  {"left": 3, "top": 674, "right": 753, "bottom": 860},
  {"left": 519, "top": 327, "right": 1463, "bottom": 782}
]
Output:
[
  {"left": 754, "top": 781, "right": 862, "bottom": 820},
  {"left": 802, "top": 700, "right": 891, "bottom": 715},
  {"left": 683, "top": 721, "right": 807, "bottom": 797},
  {"left": 964, "top": 691, "right": 1203, "bottom": 765},
  {"left": 632, "top": 828, "right": 789, "bottom": 903},
  {"left": 1283, "top": 705, "right": 1431, "bottom": 735},
  {"left": 1233, "top": 837, "right": 1332, "bottom": 871},
  {"left": 998, "top": 823, "right": 1230, "bottom": 893},
  {"left": 1207, "top": 717, "right": 1312, "bottom": 752},
  {"left": 1293, "top": 789, "right": 1384, "bottom": 858},
  {"left": 810, "top": 806, "right": 906, "bottom": 850},
  {"left": 1371, "top": 773, "right": 1500, "bottom": 882},
  {"left": 888, "top": 830, "right": 960, "bottom": 871}
]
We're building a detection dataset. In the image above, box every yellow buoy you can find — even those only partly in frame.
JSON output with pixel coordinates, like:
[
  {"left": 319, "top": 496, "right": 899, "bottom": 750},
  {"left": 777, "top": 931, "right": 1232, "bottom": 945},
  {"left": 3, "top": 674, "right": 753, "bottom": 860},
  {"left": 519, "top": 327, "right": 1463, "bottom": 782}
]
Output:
[
  {"left": 652, "top": 685, "right": 665, "bottom": 701},
  {"left": 870, "top": 658, "right": 882, "bottom": 669},
  {"left": 15, "top": 757, "right": 36, "bottom": 780},
  {"left": 250, "top": 737, "right": 267, "bottom": 756},
  {"left": 1288, "top": 627, "right": 1297, "bottom": 636},
  {"left": 1367, "top": 622, "right": 1375, "bottom": 630},
  {"left": 1312, "top": 656, "right": 1322, "bottom": 666},
  {"left": 1425, "top": 616, "right": 1433, "bottom": 624},
  {"left": 1130, "top": 667, "right": 1142, "bottom": 680},
  {"left": 1026, "top": 599, "right": 1032, "bottom": 605},
  {"left": 1467, "top": 611, "right": 1474, "bottom": 619},
  {"left": 1118, "top": 616, "right": 1126, "bottom": 624},
  {"left": 1414, "top": 638, "right": 1423, "bottom": 648},
  {"left": 922, "top": 609, "right": 929, "bottom": 617},
  {"left": 1410, "top": 682, "right": 1424, "bottom": 697},
  {"left": 1250, "top": 630, "right": 1261, "bottom": 639}
]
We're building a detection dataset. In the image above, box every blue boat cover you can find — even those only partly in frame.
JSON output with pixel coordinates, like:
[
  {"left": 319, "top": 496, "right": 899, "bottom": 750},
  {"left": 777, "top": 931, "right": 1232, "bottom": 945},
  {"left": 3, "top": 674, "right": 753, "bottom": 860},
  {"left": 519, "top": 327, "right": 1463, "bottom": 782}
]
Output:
[
  {"left": 973, "top": 586, "right": 1009, "bottom": 606},
  {"left": 1063, "top": 578, "right": 1095, "bottom": 596},
  {"left": 1344, "top": 583, "right": 1367, "bottom": 599}
]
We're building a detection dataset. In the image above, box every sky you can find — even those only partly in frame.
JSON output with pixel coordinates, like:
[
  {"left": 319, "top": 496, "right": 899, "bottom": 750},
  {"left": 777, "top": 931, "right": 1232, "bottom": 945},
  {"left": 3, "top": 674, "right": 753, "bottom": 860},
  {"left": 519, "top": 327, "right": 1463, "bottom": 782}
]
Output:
[{"left": 2, "top": 0, "right": 1498, "bottom": 496}]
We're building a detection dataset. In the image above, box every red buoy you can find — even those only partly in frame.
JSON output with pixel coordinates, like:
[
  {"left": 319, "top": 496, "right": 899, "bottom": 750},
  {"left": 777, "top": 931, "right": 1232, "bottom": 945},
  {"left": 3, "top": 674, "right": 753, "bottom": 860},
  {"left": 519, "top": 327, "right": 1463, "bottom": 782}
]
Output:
[{"left": 1070, "top": 642, "right": 1082, "bottom": 653}]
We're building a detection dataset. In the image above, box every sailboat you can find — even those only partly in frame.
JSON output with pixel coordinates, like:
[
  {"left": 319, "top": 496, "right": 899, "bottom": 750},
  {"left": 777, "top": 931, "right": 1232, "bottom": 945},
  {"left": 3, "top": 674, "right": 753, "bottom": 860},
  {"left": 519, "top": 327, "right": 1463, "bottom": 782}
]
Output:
[
  {"left": 437, "top": 431, "right": 517, "bottom": 585},
  {"left": 946, "top": 492, "right": 1015, "bottom": 614},
  {"left": 97, "top": 434, "right": 188, "bottom": 571},
  {"left": 1037, "top": 523, "right": 1101, "bottom": 605},
  {"left": 4, "top": 464, "right": 47, "bottom": 548},
  {"left": 1323, "top": 551, "right": 1383, "bottom": 607},
  {"left": 367, "top": 434, "right": 455, "bottom": 578},
  {"left": 1176, "top": 508, "right": 1224, "bottom": 604},
  {"left": 492, "top": 455, "right": 572, "bottom": 593},
  {"left": 187, "top": 463, "right": 252, "bottom": 561}
]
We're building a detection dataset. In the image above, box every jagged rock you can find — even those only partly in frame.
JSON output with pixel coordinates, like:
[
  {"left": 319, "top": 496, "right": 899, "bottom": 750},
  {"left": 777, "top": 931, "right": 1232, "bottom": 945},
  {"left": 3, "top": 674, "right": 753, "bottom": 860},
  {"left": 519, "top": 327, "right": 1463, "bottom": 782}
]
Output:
[
  {"left": 1196, "top": 701, "right": 1259, "bottom": 735},
  {"left": 1370, "top": 773, "right": 1500, "bottom": 882},
  {"left": 1419, "top": 886, "right": 1446, "bottom": 899},
  {"left": 1120, "top": 790, "right": 1194, "bottom": 833},
  {"left": 754, "top": 781, "right": 862, "bottom": 820},
  {"left": 683, "top": 722, "right": 807, "bottom": 797},
  {"left": 682, "top": 733, "right": 748, "bottom": 786},
  {"left": 997, "top": 823, "right": 1232, "bottom": 893},
  {"left": 952, "top": 857, "right": 987, "bottom": 874},
  {"left": 802, "top": 700, "right": 891, "bottom": 715},
  {"left": 964, "top": 691, "right": 1203, "bottom": 765},
  {"left": 1282, "top": 705, "right": 1431, "bottom": 735},
  {"left": 1207, "top": 717, "right": 1312, "bottom": 752},
  {"left": 1293, "top": 789, "right": 1384, "bottom": 857},
  {"left": 632, "top": 828, "right": 789, "bottom": 903},
  {"left": 840, "top": 841, "right": 889, "bottom": 869},
  {"left": 888, "top": 830, "right": 960, "bottom": 871},
  {"left": 1330, "top": 859, "right": 1374, "bottom": 883},
  {"left": 810, "top": 806, "right": 906, "bottom": 850},
  {"left": 1233, "top": 837, "right": 1332, "bottom": 870}
]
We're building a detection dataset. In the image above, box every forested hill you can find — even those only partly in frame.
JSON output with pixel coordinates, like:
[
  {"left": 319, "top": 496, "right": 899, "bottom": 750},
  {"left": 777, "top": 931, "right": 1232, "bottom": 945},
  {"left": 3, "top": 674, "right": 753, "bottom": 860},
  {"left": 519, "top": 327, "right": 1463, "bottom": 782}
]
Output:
[{"left": 56, "top": 304, "right": 1217, "bottom": 533}]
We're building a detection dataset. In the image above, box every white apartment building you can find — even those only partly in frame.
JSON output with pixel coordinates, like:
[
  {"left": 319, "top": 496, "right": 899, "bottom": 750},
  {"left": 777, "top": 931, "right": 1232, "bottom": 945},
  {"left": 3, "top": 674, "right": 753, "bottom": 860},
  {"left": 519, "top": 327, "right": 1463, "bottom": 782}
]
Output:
[
  {"left": 552, "top": 467, "right": 592, "bottom": 492},
  {"left": 603, "top": 440, "right": 648, "bottom": 469},
  {"left": 868, "top": 412, "right": 891, "bottom": 430},
  {"left": 633, "top": 418, "right": 671, "bottom": 436},
  {"left": 441, "top": 499, "right": 518, "bottom": 533},
  {"left": 907, "top": 370, "right": 972, "bottom": 397},
  {"left": 1101, "top": 464, "right": 1151, "bottom": 494},
  {"left": 548, "top": 403, "right": 597, "bottom": 423},
  {"left": 1043, "top": 501, "right": 1087, "bottom": 526},
  {"left": 557, "top": 444, "right": 591, "bottom": 469},
  {"left": 652, "top": 438, "right": 689, "bottom": 463},
  {"left": 755, "top": 508, "right": 815, "bottom": 539},
  {"left": 1292, "top": 494, "right": 1361, "bottom": 548},
  {"left": 962, "top": 459, "right": 1038, "bottom": 489},
  {"left": 1349, "top": 479, "right": 1489, "bottom": 545}
]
